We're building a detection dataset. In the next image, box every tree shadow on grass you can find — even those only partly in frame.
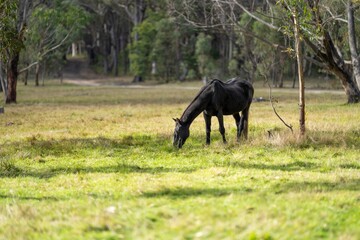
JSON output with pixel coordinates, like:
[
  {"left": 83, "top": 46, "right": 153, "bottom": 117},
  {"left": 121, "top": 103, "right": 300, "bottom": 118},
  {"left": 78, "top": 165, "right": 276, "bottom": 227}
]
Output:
[
  {"left": 0, "top": 193, "right": 63, "bottom": 202},
  {"left": 0, "top": 163, "right": 197, "bottom": 179},
  {"left": 2, "top": 134, "right": 172, "bottom": 157},
  {"left": 272, "top": 178, "right": 360, "bottom": 194},
  {"left": 214, "top": 160, "right": 320, "bottom": 172},
  {"left": 141, "top": 178, "right": 360, "bottom": 199},
  {"left": 141, "top": 186, "right": 253, "bottom": 199}
]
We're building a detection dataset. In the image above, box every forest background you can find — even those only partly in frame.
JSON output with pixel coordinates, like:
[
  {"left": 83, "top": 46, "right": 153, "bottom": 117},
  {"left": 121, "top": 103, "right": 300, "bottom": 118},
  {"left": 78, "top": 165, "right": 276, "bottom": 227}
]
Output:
[{"left": 2, "top": 0, "right": 360, "bottom": 104}]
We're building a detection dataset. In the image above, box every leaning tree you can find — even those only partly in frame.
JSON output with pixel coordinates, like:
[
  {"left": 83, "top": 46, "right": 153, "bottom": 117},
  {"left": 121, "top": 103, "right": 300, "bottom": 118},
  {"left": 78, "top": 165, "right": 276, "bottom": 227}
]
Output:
[{"left": 170, "top": 0, "right": 360, "bottom": 103}]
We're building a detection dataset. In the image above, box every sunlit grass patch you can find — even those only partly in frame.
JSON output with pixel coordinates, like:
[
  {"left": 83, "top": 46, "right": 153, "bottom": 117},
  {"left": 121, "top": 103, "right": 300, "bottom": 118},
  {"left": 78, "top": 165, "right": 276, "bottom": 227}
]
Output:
[{"left": 0, "top": 82, "right": 359, "bottom": 239}]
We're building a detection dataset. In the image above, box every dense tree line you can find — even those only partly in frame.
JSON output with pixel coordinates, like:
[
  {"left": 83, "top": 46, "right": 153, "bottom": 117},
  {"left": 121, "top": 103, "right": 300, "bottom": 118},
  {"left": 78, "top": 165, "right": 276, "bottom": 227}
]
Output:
[{"left": 1, "top": 0, "right": 360, "bottom": 103}]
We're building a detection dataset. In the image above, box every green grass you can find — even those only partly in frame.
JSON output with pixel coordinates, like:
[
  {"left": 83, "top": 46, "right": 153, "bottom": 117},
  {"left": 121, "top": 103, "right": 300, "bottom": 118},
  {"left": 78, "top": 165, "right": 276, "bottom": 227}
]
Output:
[{"left": 0, "top": 81, "right": 359, "bottom": 239}]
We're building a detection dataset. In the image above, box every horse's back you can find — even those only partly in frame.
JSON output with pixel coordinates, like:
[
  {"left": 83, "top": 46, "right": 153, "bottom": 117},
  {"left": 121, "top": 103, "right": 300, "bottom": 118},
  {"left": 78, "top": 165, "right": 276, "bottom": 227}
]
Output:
[
  {"left": 206, "top": 78, "right": 253, "bottom": 115},
  {"left": 227, "top": 78, "right": 253, "bottom": 92},
  {"left": 224, "top": 78, "right": 254, "bottom": 102}
]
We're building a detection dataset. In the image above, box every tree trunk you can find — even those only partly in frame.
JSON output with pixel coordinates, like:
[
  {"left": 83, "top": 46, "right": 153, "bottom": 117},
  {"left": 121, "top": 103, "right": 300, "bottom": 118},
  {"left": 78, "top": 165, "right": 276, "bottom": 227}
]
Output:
[
  {"left": 133, "top": 0, "right": 146, "bottom": 82},
  {"left": 331, "top": 64, "right": 360, "bottom": 103},
  {"left": 347, "top": 0, "right": 360, "bottom": 90},
  {"left": 6, "top": 54, "right": 20, "bottom": 104},
  {"left": 72, "top": 43, "right": 77, "bottom": 57},
  {"left": 293, "top": 9, "right": 305, "bottom": 136},
  {"left": 24, "top": 67, "right": 28, "bottom": 86},
  {"left": 304, "top": 1, "right": 360, "bottom": 103},
  {"left": 120, "top": 34, "right": 128, "bottom": 75},
  {"left": 110, "top": 25, "right": 119, "bottom": 76},
  {"left": 42, "top": 62, "right": 46, "bottom": 86},
  {"left": 5, "top": 0, "right": 32, "bottom": 104},
  {"left": 292, "top": 62, "right": 297, "bottom": 88},
  {"left": 35, "top": 63, "right": 40, "bottom": 86},
  {"left": 278, "top": 50, "right": 285, "bottom": 88},
  {"left": 0, "top": 61, "right": 7, "bottom": 103}
]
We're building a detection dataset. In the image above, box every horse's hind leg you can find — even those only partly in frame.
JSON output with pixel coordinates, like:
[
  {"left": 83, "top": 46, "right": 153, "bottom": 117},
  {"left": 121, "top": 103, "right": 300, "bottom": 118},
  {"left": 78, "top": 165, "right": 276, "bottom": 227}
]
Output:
[
  {"left": 233, "top": 113, "right": 241, "bottom": 142},
  {"left": 203, "top": 112, "right": 211, "bottom": 145},
  {"left": 239, "top": 107, "right": 250, "bottom": 140},
  {"left": 217, "top": 111, "right": 227, "bottom": 144}
]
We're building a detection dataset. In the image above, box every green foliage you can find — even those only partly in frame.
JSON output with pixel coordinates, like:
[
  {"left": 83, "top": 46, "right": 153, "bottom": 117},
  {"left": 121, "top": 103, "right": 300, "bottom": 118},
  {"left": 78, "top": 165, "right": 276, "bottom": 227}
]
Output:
[
  {"left": 129, "top": 15, "right": 158, "bottom": 78},
  {"left": 0, "top": 0, "right": 23, "bottom": 61},
  {"left": 234, "top": 8, "right": 296, "bottom": 82},
  {"left": 195, "top": 33, "right": 212, "bottom": 57},
  {"left": 195, "top": 33, "right": 215, "bottom": 77},
  {"left": 151, "top": 18, "right": 178, "bottom": 79},
  {"left": 277, "top": 0, "right": 319, "bottom": 40},
  {"left": 228, "top": 58, "right": 239, "bottom": 76},
  {"left": 24, "top": 0, "right": 90, "bottom": 70},
  {"left": 28, "top": 0, "right": 90, "bottom": 44},
  {"left": 129, "top": 12, "right": 199, "bottom": 80}
]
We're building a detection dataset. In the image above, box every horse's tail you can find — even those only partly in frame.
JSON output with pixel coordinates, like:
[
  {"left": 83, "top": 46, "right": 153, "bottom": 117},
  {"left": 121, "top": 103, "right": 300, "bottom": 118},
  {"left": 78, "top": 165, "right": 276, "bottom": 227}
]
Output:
[{"left": 240, "top": 81, "right": 254, "bottom": 140}]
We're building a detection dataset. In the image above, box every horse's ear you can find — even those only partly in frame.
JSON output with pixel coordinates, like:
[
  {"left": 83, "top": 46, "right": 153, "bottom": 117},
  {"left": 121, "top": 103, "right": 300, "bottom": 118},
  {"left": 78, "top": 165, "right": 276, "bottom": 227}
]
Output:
[{"left": 173, "top": 118, "right": 182, "bottom": 124}]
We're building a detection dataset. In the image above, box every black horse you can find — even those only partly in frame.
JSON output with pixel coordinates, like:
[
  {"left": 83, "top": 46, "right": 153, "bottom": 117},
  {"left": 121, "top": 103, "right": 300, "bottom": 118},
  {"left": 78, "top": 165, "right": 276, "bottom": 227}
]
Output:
[{"left": 173, "top": 78, "right": 254, "bottom": 148}]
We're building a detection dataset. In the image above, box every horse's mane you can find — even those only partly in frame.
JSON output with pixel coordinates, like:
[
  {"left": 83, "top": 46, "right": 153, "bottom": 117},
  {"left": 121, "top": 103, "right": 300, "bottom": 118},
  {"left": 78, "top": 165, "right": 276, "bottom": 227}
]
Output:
[{"left": 180, "top": 80, "right": 219, "bottom": 120}]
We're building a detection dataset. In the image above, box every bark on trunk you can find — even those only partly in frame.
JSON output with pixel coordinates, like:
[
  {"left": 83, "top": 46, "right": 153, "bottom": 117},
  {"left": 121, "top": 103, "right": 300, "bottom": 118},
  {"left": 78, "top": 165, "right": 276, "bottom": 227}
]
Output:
[
  {"left": 35, "top": 63, "right": 40, "bottom": 86},
  {"left": 347, "top": 0, "right": 360, "bottom": 90},
  {"left": 0, "top": 61, "right": 7, "bottom": 103},
  {"left": 303, "top": 1, "right": 360, "bottom": 103},
  {"left": 331, "top": 64, "right": 360, "bottom": 103},
  {"left": 6, "top": 54, "right": 20, "bottom": 104},
  {"left": 293, "top": 9, "right": 305, "bottom": 136}
]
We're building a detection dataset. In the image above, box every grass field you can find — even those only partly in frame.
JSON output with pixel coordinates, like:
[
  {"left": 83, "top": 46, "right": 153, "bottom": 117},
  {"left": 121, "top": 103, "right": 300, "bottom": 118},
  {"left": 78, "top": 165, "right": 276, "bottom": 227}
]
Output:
[{"left": 0, "top": 81, "right": 359, "bottom": 240}]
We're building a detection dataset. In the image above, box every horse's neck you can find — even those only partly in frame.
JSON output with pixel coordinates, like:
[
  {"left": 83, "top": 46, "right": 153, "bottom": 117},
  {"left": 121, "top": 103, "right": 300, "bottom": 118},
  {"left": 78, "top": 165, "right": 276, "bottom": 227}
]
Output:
[{"left": 181, "top": 93, "right": 209, "bottom": 126}]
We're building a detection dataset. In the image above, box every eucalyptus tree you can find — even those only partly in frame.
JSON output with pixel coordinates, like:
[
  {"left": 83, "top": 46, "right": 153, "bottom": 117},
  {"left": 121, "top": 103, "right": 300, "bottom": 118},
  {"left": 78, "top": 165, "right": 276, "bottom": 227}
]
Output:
[
  {"left": 169, "top": 0, "right": 288, "bottom": 82},
  {"left": 23, "top": 0, "right": 90, "bottom": 86},
  {"left": 195, "top": 33, "right": 216, "bottom": 82},
  {"left": 151, "top": 17, "right": 198, "bottom": 81},
  {"left": 170, "top": 0, "right": 360, "bottom": 103},
  {"left": 76, "top": 0, "right": 119, "bottom": 74},
  {"left": 281, "top": 0, "right": 360, "bottom": 103},
  {"left": 103, "top": 0, "right": 148, "bottom": 81},
  {"left": 0, "top": 0, "right": 18, "bottom": 100},
  {"left": 236, "top": 0, "right": 360, "bottom": 103},
  {"left": 0, "top": 0, "right": 32, "bottom": 103}
]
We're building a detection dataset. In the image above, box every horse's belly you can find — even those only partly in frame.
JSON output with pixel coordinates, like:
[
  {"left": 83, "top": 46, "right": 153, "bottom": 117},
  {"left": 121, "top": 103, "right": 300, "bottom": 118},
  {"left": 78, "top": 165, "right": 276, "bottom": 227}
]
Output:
[
  {"left": 204, "top": 106, "right": 243, "bottom": 116},
  {"left": 223, "top": 105, "right": 244, "bottom": 115}
]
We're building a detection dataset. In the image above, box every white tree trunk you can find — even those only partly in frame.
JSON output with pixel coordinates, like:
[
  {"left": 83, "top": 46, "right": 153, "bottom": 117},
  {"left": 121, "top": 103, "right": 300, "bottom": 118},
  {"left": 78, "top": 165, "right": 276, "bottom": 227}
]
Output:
[
  {"left": 347, "top": 0, "right": 360, "bottom": 89},
  {"left": 72, "top": 43, "right": 77, "bottom": 57}
]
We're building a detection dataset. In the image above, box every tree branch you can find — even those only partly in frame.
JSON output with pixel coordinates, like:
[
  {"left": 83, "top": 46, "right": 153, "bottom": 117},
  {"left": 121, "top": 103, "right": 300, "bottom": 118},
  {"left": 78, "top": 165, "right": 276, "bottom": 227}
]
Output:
[
  {"left": 263, "top": 73, "right": 293, "bottom": 133},
  {"left": 19, "top": 27, "right": 74, "bottom": 74},
  {"left": 19, "top": 61, "right": 38, "bottom": 73},
  {"left": 172, "top": 7, "right": 286, "bottom": 51},
  {"left": 226, "top": 0, "right": 279, "bottom": 30}
]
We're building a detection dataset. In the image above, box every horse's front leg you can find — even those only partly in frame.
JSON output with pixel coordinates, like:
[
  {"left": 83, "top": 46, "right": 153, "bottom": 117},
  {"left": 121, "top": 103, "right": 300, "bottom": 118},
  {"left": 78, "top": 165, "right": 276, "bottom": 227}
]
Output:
[
  {"left": 203, "top": 112, "right": 211, "bottom": 145},
  {"left": 217, "top": 111, "right": 227, "bottom": 144}
]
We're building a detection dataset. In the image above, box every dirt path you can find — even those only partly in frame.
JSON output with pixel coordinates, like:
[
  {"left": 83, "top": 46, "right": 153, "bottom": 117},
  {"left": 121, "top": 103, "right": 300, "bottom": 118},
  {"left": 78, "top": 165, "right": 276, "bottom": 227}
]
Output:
[
  {"left": 63, "top": 57, "right": 99, "bottom": 80},
  {"left": 62, "top": 57, "right": 344, "bottom": 95},
  {"left": 62, "top": 57, "right": 138, "bottom": 87}
]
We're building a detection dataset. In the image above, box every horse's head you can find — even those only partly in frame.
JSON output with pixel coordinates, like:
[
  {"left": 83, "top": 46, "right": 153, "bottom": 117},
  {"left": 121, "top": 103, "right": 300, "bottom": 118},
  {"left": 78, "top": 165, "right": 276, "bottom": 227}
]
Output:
[{"left": 173, "top": 118, "right": 189, "bottom": 148}]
